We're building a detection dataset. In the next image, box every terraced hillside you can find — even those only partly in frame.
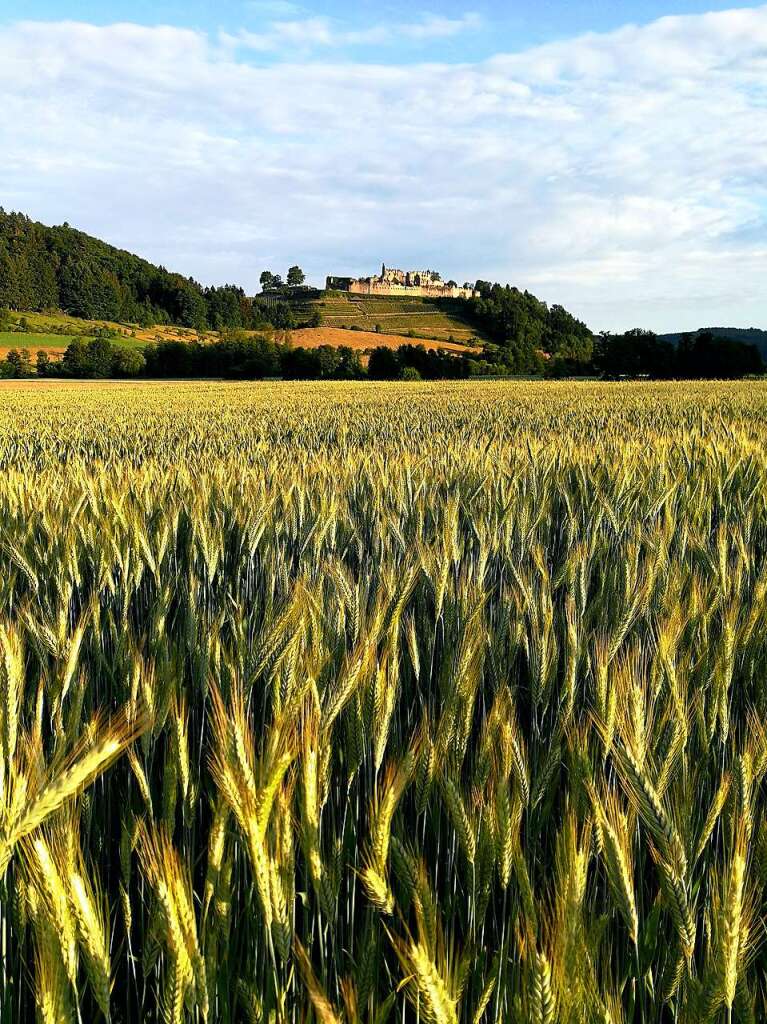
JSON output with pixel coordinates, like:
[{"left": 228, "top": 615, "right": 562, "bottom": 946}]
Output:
[{"left": 313, "top": 292, "right": 482, "bottom": 343}]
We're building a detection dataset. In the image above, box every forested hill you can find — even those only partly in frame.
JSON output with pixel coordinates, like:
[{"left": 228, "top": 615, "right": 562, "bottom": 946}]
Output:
[
  {"left": 459, "top": 281, "right": 594, "bottom": 373},
  {"left": 0, "top": 209, "right": 249, "bottom": 330},
  {"left": 659, "top": 327, "right": 767, "bottom": 361}
]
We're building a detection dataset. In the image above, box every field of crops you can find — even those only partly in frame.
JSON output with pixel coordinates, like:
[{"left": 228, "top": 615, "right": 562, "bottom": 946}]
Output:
[
  {"left": 1, "top": 379, "right": 767, "bottom": 1024},
  {"left": 288, "top": 326, "right": 481, "bottom": 358}
]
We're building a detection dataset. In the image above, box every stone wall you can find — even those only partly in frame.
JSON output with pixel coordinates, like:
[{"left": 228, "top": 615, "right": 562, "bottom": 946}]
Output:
[{"left": 347, "top": 280, "right": 476, "bottom": 299}]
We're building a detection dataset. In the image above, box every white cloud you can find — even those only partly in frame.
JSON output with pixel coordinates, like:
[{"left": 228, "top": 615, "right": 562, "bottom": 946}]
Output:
[
  {"left": 229, "top": 12, "right": 483, "bottom": 52},
  {"left": 400, "top": 13, "right": 483, "bottom": 40},
  {"left": 0, "top": 8, "right": 765, "bottom": 331}
]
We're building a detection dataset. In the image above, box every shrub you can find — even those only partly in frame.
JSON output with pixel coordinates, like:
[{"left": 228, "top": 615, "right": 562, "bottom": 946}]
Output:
[{"left": 401, "top": 366, "right": 422, "bottom": 381}]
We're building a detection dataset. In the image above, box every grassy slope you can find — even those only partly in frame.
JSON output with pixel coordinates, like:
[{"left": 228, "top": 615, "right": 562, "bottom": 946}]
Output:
[
  {"left": 0, "top": 331, "right": 147, "bottom": 352},
  {"left": 296, "top": 292, "right": 483, "bottom": 344},
  {"left": 0, "top": 311, "right": 204, "bottom": 357}
]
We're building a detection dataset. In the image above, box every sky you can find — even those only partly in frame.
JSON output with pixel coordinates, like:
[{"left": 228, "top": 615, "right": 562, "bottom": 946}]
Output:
[{"left": 1, "top": 1, "right": 766, "bottom": 332}]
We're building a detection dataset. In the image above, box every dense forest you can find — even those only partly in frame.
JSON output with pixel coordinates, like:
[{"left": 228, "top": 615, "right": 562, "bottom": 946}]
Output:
[
  {"left": 457, "top": 281, "right": 595, "bottom": 373},
  {"left": 2, "top": 328, "right": 761, "bottom": 382},
  {"left": 0, "top": 209, "right": 308, "bottom": 331}
]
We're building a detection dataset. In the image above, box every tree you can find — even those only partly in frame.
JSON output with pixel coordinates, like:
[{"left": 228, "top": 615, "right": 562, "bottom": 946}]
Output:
[
  {"left": 174, "top": 282, "right": 208, "bottom": 331},
  {"left": 112, "top": 347, "right": 146, "bottom": 377},
  {"left": 260, "top": 271, "right": 276, "bottom": 292},
  {"left": 36, "top": 350, "right": 51, "bottom": 377},
  {"left": 61, "top": 338, "right": 90, "bottom": 377},
  {"left": 368, "top": 347, "right": 401, "bottom": 380},
  {"left": 269, "top": 304, "right": 295, "bottom": 330},
  {"left": 0, "top": 307, "right": 11, "bottom": 330},
  {"left": 334, "top": 346, "right": 364, "bottom": 380},
  {"left": 5, "top": 349, "right": 31, "bottom": 378},
  {"left": 87, "top": 337, "right": 115, "bottom": 378},
  {"left": 137, "top": 301, "right": 154, "bottom": 328},
  {"left": 287, "top": 266, "right": 306, "bottom": 288},
  {"left": 401, "top": 366, "right": 422, "bottom": 381}
]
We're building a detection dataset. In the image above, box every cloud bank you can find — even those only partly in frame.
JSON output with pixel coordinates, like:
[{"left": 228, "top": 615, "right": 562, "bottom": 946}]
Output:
[{"left": 0, "top": 8, "right": 765, "bottom": 331}]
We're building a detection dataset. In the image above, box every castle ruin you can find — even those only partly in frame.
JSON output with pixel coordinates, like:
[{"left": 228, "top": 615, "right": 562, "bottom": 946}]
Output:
[{"left": 327, "top": 264, "right": 476, "bottom": 299}]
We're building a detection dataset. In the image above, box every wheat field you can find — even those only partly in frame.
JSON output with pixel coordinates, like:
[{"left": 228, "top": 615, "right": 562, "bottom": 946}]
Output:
[{"left": 1, "top": 379, "right": 767, "bottom": 1023}]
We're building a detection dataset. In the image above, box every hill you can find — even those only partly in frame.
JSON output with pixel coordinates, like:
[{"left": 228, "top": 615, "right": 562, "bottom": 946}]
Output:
[
  {"left": 659, "top": 327, "right": 767, "bottom": 361},
  {"left": 0, "top": 209, "right": 480, "bottom": 343},
  {"left": 0, "top": 209, "right": 251, "bottom": 330}
]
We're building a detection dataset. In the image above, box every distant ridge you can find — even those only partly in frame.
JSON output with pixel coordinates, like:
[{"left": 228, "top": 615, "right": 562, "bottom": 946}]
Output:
[{"left": 659, "top": 327, "right": 767, "bottom": 361}]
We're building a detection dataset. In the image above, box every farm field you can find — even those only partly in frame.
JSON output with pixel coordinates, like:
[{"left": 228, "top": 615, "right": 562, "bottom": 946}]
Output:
[
  {"left": 1, "top": 379, "right": 767, "bottom": 1023},
  {"left": 288, "top": 324, "right": 482, "bottom": 356}
]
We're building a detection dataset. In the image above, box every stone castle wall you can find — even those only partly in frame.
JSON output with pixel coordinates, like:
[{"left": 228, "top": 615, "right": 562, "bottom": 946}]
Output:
[{"left": 347, "top": 280, "right": 475, "bottom": 299}]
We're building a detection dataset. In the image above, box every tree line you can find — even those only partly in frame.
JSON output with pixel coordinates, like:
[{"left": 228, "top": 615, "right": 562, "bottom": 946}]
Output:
[
  {"left": 592, "top": 328, "right": 763, "bottom": 379},
  {"left": 3, "top": 329, "right": 760, "bottom": 382},
  {"left": 0, "top": 334, "right": 495, "bottom": 381},
  {"left": 0, "top": 334, "right": 364, "bottom": 381}
]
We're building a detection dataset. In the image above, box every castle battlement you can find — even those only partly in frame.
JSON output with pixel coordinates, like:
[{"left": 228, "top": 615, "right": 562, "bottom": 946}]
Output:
[{"left": 327, "top": 265, "right": 476, "bottom": 299}]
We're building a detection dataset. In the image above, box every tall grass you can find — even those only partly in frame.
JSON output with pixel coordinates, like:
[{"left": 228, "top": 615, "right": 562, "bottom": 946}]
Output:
[{"left": 0, "top": 378, "right": 766, "bottom": 1022}]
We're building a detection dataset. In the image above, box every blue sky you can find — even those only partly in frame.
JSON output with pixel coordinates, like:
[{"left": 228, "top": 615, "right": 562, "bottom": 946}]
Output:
[
  {"left": 4, "top": 1, "right": 763, "bottom": 53},
  {"left": 1, "top": 1, "right": 766, "bottom": 331}
]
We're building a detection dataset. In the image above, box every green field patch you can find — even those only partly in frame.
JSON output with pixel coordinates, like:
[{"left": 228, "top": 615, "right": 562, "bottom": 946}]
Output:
[
  {"left": 0, "top": 331, "right": 146, "bottom": 352},
  {"left": 0, "top": 332, "right": 80, "bottom": 349}
]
